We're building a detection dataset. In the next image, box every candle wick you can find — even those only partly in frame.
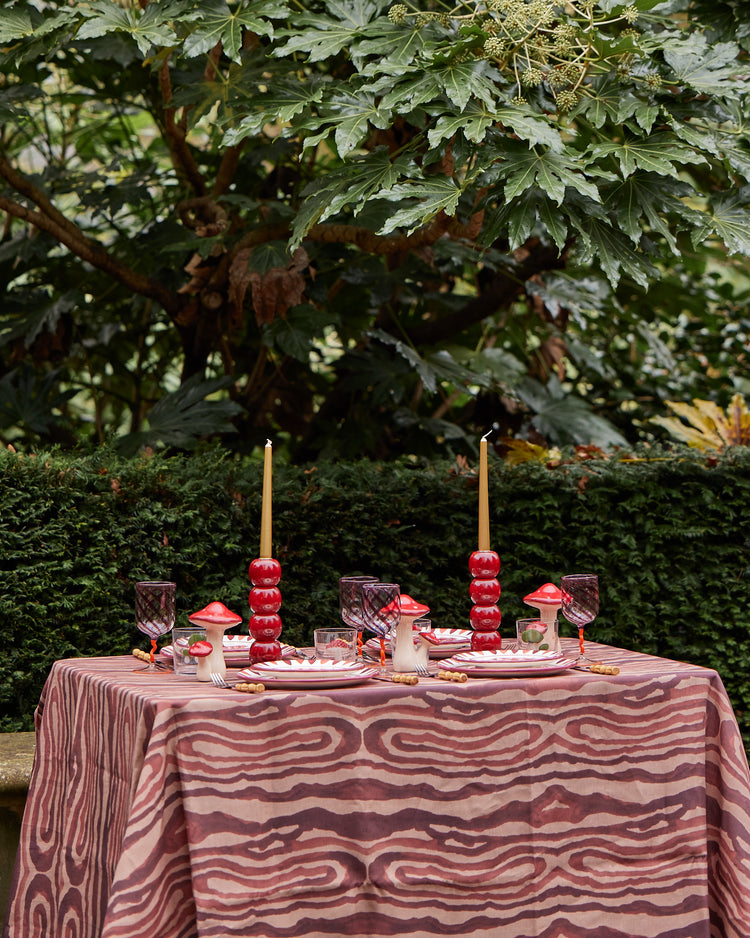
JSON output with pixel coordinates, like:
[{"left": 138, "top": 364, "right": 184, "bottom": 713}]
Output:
[
  {"left": 481, "top": 429, "right": 492, "bottom": 441},
  {"left": 266, "top": 439, "right": 272, "bottom": 446}
]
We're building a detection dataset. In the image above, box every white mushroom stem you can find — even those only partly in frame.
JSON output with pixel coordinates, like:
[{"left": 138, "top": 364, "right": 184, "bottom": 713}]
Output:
[
  {"left": 529, "top": 604, "right": 561, "bottom": 654},
  {"left": 392, "top": 615, "right": 421, "bottom": 672},
  {"left": 204, "top": 625, "right": 228, "bottom": 678},
  {"left": 195, "top": 655, "right": 213, "bottom": 682}
]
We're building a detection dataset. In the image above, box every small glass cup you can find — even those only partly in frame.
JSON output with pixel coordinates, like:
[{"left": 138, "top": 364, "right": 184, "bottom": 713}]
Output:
[
  {"left": 314, "top": 628, "right": 358, "bottom": 662},
  {"left": 516, "top": 617, "right": 551, "bottom": 652},
  {"left": 171, "top": 627, "right": 207, "bottom": 677}
]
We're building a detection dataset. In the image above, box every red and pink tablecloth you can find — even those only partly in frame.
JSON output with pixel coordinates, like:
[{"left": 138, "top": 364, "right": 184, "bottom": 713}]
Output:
[{"left": 4, "top": 640, "right": 750, "bottom": 938}]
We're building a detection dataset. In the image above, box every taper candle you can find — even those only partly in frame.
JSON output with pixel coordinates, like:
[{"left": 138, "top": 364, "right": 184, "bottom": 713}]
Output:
[
  {"left": 260, "top": 439, "right": 273, "bottom": 558},
  {"left": 478, "top": 431, "right": 490, "bottom": 551}
]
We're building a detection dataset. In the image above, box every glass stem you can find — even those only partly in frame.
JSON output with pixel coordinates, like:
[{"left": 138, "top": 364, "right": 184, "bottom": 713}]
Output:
[
  {"left": 150, "top": 638, "right": 157, "bottom": 664},
  {"left": 578, "top": 627, "right": 585, "bottom": 656}
]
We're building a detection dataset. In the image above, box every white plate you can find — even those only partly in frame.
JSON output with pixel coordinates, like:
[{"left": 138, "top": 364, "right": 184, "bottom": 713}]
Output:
[
  {"left": 243, "top": 657, "right": 366, "bottom": 678},
  {"left": 160, "top": 637, "right": 295, "bottom": 666},
  {"left": 448, "top": 648, "right": 565, "bottom": 666},
  {"left": 237, "top": 663, "right": 378, "bottom": 689},
  {"left": 441, "top": 653, "right": 576, "bottom": 677},
  {"left": 364, "top": 628, "right": 473, "bottom": 660}
]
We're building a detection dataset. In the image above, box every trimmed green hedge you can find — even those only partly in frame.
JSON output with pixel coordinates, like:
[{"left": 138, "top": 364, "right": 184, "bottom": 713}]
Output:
[{"left": 1, "top": 445, "right": 749, "bottom": 748}]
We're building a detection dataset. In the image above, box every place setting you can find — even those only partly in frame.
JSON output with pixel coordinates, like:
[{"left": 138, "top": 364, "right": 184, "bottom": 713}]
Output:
[{"left": 132, "top": 434, "right": 614, "bottom": 691}]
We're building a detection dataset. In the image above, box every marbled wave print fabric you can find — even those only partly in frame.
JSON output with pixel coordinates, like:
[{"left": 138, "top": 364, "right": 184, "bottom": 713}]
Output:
[{"left": 4, "top": 641, "right": 750, "bottom": 938}]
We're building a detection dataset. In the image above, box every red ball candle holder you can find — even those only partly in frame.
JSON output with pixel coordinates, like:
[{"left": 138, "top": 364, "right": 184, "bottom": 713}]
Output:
[
  {"left": 469, "top": 550, "right": 502, "bottom": 650},
  {"left": 248, "top": 557, "right": 283, "bottom": 663}
]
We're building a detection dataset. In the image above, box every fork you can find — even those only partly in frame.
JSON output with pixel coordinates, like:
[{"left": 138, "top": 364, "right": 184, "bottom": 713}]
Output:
[
  {"left": 210, "top": 673, "right": 232, "bottom": 689},
  {"left": 414, "top": 663, "right": 432, "bottom": 678}
]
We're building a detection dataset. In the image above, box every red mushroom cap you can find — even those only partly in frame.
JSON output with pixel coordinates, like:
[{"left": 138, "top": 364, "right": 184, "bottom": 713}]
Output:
[
  {"left": 398, "top": 594, "right": 430, "bottom": 617},
  {"left": 188, "top": 640, "right": 213, "bottom": 657},
  {"left": 189, "top": 601, "right": 243, "bottom": 626},
  {"left": 523, "top": 583, "right": 562, "bottom": 606}
]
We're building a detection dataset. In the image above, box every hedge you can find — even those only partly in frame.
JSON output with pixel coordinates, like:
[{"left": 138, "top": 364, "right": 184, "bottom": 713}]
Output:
[{"left": 1, "top": 445, "right": 748, "bottom": 749}]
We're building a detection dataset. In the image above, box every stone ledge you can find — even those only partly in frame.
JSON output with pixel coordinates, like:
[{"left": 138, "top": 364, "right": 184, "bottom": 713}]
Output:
[{"left": 0, "top": 732, "right": 36, "bottom": 804}]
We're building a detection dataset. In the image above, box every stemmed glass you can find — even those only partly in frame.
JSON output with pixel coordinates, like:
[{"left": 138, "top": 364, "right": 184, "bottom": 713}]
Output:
[
  {"left": 361, "top": 582, "right": 400, "bottom": 669},
  {"left": 134, "top": 581, "right": 176, "bottom": 672},
  {"left": 339, "top": 575, "right": 378, "bottom": 658},
  {"left": 560, "top": 574, "right": 599, "bottom": 664}
]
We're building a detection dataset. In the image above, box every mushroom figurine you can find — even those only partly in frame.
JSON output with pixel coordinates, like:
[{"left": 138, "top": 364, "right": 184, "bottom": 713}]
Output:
[
  {"left": 391, "top": 594, "right": 430, "bottom": 673},
  {"left": 523, "top": 583, "right": 562, "bottom": 655},
  {"left": 188, "top": 640, "right": 214, "bottom": 683},
  {"left": 188, "top": 601, "right": 243, "bottom": 680}
]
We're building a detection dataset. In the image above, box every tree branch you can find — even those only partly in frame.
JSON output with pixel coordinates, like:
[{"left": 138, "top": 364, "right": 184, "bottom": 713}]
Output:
[
  {"left": 158, "top": 59, "right": 207, "bottom": 197},
  {"left": 0, "top": 195, "right": 182, "bottom": 315},
  {"left": 405, "top": 239, "right": 567, "bottom": 346}
]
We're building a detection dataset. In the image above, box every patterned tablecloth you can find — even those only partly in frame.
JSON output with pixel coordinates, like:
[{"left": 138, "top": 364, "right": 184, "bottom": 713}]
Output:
[{"left": 4, "top": 640, "right": 750, "bottom": 938}]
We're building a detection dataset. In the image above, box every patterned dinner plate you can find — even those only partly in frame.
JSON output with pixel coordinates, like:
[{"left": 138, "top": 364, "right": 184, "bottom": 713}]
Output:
[
  {"left": 364, "top": 628, "right": 473, "bottom": 660},
  {"left": 240, "top": 657, "right": 367, "bottom": 678},
  {"left": 237, "top": 661, "right": 378, "bottom": 688},
  {"left": 160, "top": 636, "right": 296, "bottom": 666},
  {"left": 449, "top": 648, "right": 565, "bottom": 666},
  {"left": 441, "top": 650, "right": 575, "bottom": 677}
]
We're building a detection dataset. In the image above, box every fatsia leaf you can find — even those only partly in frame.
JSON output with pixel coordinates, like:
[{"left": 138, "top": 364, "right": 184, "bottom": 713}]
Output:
[
  {"left": 690, "top": 193, "right": 750, "bottom": 255},
  {"left": 664, "top": 34, "right": 743, "bottom": 93},
  {"left": 574, "top": 213, "right": 657, "bottom": 287},
  {"left": 432, "top": 60, "right": 499, "bottom": 112},
  {"left": 274, "top": 0, "right": 381, "bottom": 62},
  {"left": 77, "top": 1, "right": 177, "bottom": 54},
  {"left": 299, "top": 89, "right": 390, "bottom": 156},
  {"left": 116, "top": 376, "right": 242, "bottom": 454},
  {"left": 221, "top": 78, "right": 325, "bottom": 144},
  {"left": 516, "top": 376, "right": 627, "bottom": 448},
  {"left": 370, "top": 329, "right": 439, "bottom": 393},
  {"left": 0, "top": 8, "right": 35, "bottom": 40},
  {"left": 605, "top": 173, "right": 688, "bottom": 250},
  {"left": 427, "top": 106, "right": 494, "bottom": 148},
  {"left": 491, "top": 108, "right": 564, "bottom": 153},
  {"left": 652, "top": 395, "right": 750, "bottom": 449},
  {"left": 357, "top": 23, "right": 427, "bottom": 70},
  {"left": 183, "top": 0, "right": 282, "bottom": 62},
  {"left": 587, "top": 133, "right": 706, "bottom": 178},
  {"left": 376, "top": 178, "right": 463, "bottom": 236},
  {"left": 501, "top": 149, "right": 600, "bottom": 206}
]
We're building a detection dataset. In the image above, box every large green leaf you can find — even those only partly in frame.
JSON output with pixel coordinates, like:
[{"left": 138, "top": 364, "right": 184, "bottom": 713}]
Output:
[
  {"left": 117, "top": 375, "right": 243, "bottom": 455},
  {"left": 432, "top": 60, "right": 499, "bottom": 112},
  {"left": 289, "top": 148, "right": 413, "bottom": 246},
  {"left": 77, "top": 1, "right": 180, "bottom": 54},
  {"left": 357, "top": 23, "right": 428, "bottom": 71},
  {"left": 587, "top": 133, "right": 706, "bottom": 178},
  {"left": 605, "top": 173, "right": 687, "bottom": 250},
  {"left": 500, "top": 149, "right": 601, "bottom": 206},
  {"left": 376, "top": 177, "right": 463, "bottom": 236},
  {"left": 0, "top": 7, "right": 35, "bottom": 41},
  {"left": 183, "top": 0, "right": 284, "bottom": 62},
  {"left": 274, "top": 0, "right": 382, "bottom": 62},
  {"left": 690, "top": 193, "right": 750, "bottom": 255},
  {"left": 427, "top": 105, "right": 494, "bottom": 148},
  {"left": 573, "top": 211, "right": 658, "bottom": 287},
  {"left": 664, "top": 34, "right": 744, "bottom": 93},
  {"left": 516, "top": 376, "right": 628, "bottom": 449}
]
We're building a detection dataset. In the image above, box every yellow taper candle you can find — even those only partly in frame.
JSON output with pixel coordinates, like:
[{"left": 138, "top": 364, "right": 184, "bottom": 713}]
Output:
[
  {"left": 260, "top": 439, "right": 273, "bottom": 558},
  {"left": 478, "top": 431, "right": 490, "bottom": 551}
]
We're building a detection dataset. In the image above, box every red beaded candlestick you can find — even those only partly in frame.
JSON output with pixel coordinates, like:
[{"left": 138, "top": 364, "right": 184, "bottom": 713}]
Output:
[
  {"left": 470, "top": 432, "right": 502, "bottom": 650},
  {"left": 469, "top": 550, "right": 502, "bottom": 650},
  {"left": 248, "top": 558, "right": 283, "bottom": 663},
  {"left": 249, "top": 440, "right": 283, "bottom": 663}
]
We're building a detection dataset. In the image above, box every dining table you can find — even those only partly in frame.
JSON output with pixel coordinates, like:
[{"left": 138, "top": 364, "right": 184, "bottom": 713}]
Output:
[{"left": 3, "top": 638, "right": 750, "bottom": 938}]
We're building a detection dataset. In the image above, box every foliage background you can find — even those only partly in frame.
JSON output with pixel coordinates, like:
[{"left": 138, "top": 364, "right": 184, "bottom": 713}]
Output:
[
  {"left": 2, "top": 444, "right": 748, "bottom": 752},
  {"left": 2, "top": 0, "right": 750, "bottom": 461}
]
